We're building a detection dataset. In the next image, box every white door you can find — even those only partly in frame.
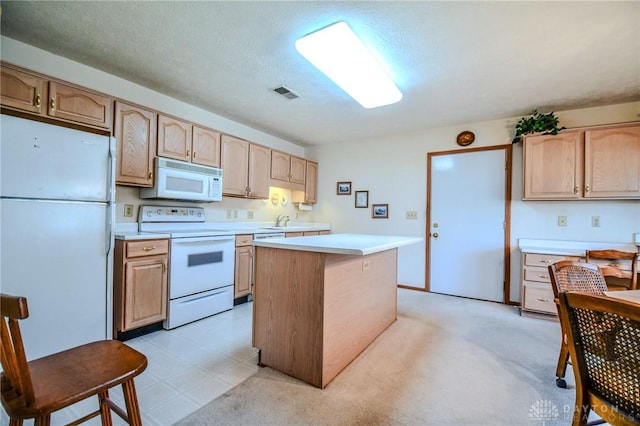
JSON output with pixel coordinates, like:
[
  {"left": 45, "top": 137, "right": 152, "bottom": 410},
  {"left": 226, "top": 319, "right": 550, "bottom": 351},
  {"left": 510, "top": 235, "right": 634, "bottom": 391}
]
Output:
[{"left": 427, "top": 147, "right": 509, "bottom": 302}]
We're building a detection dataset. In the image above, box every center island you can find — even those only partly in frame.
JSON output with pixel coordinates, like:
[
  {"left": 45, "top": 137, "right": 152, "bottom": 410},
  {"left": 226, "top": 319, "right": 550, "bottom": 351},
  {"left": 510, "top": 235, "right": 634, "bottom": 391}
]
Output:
[{"left": 251, "top": 233, "right": 422, "bottom": 388}]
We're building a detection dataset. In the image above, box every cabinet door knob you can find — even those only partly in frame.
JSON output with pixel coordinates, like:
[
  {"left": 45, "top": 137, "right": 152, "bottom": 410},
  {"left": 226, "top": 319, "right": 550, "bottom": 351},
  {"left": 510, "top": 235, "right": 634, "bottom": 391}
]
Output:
[
  {"left": 34, "top": 93, "right": 41, "bottom": 108},
  {"left": 432, "top": 232, "right": 439, "bottom": 238},
  {"left": 193, "top": 151, "right": 196, "bottom": 158},
  {"left": 574, "top": 185, "right": 579, "bottom": 194},
  {"left": 50, "top": 98, "right": 56, "bottom": 111},
  {"left": 187, "top": 149, "right": 190, "bottom": 157},
  {"left": 585, "top": 184, "right": 590, "bottom": 193}
]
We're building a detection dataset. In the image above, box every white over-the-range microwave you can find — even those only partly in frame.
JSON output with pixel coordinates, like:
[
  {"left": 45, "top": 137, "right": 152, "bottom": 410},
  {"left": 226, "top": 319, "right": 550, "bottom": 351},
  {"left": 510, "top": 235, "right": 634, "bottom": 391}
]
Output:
[{"left": 140, "top": 158, "right": 223, "bottom": 202}]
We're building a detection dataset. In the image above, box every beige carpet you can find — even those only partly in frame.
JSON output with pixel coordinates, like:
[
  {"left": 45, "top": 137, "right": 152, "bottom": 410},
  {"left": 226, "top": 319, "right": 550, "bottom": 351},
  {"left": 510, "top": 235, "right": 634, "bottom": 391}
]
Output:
[{"left": 176, "top": 289, "right": 578, "bottom": 425}]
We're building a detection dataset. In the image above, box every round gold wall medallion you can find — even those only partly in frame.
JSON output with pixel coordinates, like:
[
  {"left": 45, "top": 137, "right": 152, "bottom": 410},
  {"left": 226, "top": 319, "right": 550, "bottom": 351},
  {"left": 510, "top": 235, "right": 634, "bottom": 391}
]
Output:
[{"left": 456, "top": 131, "right": 475, "bottom": 146}]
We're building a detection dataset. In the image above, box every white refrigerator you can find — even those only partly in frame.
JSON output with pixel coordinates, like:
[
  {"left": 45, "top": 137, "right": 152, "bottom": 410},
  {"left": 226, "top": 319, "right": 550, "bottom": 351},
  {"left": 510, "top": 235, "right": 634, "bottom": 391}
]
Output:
[{"left": 0, "top": 114, "right": 115, "bottom": 360}]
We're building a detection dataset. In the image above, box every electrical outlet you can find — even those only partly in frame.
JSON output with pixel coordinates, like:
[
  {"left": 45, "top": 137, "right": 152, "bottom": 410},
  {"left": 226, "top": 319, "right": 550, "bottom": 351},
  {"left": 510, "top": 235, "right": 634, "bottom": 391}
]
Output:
[
  {"left": 406, "top": 210, "right": 418, "bottom": 220},
  {"left": 591, "top": 216, "right": 600, "bottom": 227},
  {"left": 557, "top": 216, "right": 567, "bottom": 227},
  {"left": 247, "top": 210, "right": 254, "bottom": 219},
  {"left": 362, "top": 260, "right": 370, "bottom": 271},
  {"left": 226, "top": 208, "right": 233, "bottom": 219},
  {"left": 124, "top": 204, "right": 134, "bottom": 217}
]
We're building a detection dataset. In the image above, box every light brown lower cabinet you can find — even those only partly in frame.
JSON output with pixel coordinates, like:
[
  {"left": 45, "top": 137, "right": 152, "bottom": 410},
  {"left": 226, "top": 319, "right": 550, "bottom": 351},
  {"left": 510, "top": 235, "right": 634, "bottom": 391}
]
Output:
[
  {"left": 114, "top": 239, "right": 168, "bottom": 336},
  {"left": 520, "top": 252, "right": 579, "bottom": 317},
  {"left": 234, "top": 234, "right": 253, "bottom": 299}
]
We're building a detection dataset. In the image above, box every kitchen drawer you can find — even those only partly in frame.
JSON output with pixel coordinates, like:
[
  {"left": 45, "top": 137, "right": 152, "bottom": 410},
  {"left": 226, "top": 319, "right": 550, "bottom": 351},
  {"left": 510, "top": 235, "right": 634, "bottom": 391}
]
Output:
[
  {"left": 523, "top": 285, "right": 557, "bottom": 315},
  {"left": 524, "top": 253, "right": 580, "bottom": 267},
  {"left": 523, "top": 265, "right": 552, "bottom": 283},
  {"left": 126, "top": 239, "right": 169, "bottom": 258},
  {"left": 236, "top": 234, "right": 253, "bottom": 246}
]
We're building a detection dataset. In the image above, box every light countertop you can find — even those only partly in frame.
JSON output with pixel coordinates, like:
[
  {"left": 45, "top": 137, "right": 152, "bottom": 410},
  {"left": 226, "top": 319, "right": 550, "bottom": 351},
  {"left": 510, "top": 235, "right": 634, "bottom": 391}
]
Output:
[
  {"left": 114, "top": 223, "right": 170, "bottom": 240},
  {"left": 519, "top": 238, "right": 639, "bottom": 256},
  {"left": 114, "top": 222, "right": 331, "bottom": 240},
  {"left": 252, "top": 233, "right": 423, "bottom": 256}
]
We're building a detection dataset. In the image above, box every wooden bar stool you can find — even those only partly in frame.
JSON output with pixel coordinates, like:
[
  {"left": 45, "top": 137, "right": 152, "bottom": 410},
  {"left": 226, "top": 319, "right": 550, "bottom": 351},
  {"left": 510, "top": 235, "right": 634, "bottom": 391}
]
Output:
[{"left": 0, "top": 293, "right": 148, "bottom": 425}]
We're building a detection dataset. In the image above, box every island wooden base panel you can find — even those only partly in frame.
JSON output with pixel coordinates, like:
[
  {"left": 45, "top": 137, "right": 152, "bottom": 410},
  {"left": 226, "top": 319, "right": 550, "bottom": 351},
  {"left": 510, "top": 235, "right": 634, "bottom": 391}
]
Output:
[{"left": 253, "top": 247, "right": 398, "bottom": 388}]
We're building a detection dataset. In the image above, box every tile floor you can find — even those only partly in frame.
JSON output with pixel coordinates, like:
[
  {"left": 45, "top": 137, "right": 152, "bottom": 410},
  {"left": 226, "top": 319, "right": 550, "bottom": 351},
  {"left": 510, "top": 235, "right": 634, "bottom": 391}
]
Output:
[{"left": 1, "top": 302, "right": 258, "bottom": 426}]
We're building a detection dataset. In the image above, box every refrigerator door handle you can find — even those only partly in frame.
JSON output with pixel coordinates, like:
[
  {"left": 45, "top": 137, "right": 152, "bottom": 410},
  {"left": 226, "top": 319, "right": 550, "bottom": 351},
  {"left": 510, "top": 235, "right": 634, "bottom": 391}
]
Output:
[{"left": 105, "top": 137, "right": 116, "bottom": 255}]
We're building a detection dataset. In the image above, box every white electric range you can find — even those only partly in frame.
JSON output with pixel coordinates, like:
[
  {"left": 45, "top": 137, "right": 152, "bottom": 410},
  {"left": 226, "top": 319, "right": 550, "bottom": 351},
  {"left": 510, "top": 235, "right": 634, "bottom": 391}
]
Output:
[{"left": 139, "top": 206, "right": 235, "bottom": 329}]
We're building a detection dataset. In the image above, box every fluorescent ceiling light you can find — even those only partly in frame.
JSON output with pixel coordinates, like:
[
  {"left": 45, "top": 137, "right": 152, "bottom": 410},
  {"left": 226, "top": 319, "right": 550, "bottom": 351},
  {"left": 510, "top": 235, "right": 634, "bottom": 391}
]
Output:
[{"left": 295, "top": 22, "right": 402, "bottom": 109}]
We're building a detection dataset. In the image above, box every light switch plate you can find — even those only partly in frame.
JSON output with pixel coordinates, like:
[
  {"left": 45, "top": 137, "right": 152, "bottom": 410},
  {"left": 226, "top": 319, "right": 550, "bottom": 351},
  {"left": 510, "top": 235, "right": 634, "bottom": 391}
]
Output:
[{"left": 406, "top": 210, "right": 418, "bottom": 220}]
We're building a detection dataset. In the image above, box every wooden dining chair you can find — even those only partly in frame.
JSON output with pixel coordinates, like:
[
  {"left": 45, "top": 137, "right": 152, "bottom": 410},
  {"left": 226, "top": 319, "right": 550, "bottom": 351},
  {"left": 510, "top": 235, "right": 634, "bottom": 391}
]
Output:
[
  {"left": 585, "top": 249, "right": 638, "bottom": 291},
  {"left": 557, "top": 291, "right": 640, "bottom": 426},
  {"left": 548, "top": 261, "right": 609, "bottom": 388},
  {"left": 0, "top": 293, "right": 148, "bottom": 425}
]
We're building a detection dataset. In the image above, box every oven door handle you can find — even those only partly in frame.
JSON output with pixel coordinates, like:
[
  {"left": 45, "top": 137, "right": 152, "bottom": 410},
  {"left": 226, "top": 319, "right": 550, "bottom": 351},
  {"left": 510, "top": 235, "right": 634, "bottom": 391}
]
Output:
[{"left": 172, "top": 236, "right": 235, "bottom": 246}]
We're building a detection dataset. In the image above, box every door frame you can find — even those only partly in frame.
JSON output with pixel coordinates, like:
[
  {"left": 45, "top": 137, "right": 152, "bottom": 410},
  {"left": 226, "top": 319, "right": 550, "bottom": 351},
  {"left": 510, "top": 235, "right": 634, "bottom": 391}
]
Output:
[{"left": 425, "top": 144, "right": 514, "bottom": 305}]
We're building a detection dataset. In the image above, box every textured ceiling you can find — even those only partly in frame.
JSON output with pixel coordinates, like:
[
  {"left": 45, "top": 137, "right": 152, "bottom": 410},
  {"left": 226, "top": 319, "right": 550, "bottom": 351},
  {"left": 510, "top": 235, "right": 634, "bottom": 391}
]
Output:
[{"left": 1, "top": 1, "right": 638, "bottom": 147}]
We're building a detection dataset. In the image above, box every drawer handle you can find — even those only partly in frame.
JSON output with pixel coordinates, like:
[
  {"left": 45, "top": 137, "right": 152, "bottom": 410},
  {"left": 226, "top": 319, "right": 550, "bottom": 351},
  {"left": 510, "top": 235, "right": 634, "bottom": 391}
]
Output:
[
  {"left": 537, "top": 298, "right": 552, "bottom": 303},
  {"left": 539, "top": 259, "right": 552, "bottom": 263},
  {"left": 538, "top": 274, "right": 549, "bottom": 279},
  {"left": 142, "top": 246, "right": 156, "bottom": 252},
  {"left": 607, "top": 262, "right": 621, "bottom": 268}
]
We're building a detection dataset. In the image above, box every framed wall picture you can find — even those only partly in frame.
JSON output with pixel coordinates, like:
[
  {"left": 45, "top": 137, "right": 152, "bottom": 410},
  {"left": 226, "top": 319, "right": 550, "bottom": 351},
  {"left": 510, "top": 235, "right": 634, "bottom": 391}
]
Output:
[
  {"left": 355, "top": 190, "right": 369, "bottom": 208},
  {"left": 372, "top": 204, "right": 389, "bottom": 219},
  {"left": 337, "top": 181, "right": 352, "bottom": 195}
]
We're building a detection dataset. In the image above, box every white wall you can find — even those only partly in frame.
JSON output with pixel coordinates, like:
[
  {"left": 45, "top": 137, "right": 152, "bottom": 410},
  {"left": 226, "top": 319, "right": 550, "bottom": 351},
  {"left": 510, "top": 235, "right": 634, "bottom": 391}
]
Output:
[
  {"left": 4, "top": 36, "right": 639, "bottom": 302},
  {"left": 307, "top": 103, "right": 640, "bottom": 299}
]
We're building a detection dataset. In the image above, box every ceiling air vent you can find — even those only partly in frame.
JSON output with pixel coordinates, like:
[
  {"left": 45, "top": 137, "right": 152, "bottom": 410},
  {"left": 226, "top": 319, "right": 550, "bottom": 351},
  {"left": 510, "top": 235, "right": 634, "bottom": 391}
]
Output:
[{"left": 272, "top": 86, "right": 299, "bottom": 100}]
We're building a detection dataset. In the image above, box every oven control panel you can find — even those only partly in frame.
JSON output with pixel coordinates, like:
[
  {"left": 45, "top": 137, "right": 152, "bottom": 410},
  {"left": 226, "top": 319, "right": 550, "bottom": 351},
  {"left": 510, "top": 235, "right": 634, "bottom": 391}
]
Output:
[{"left": 139, "top": 206, "right": 205, "bottom": 222}]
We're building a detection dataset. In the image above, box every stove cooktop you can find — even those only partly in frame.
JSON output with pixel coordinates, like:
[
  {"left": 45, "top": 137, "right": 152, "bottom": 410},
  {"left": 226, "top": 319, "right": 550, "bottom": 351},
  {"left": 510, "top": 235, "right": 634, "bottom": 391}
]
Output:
[{"left": 139, "top": 228, "right": 234, "bottom": 238}]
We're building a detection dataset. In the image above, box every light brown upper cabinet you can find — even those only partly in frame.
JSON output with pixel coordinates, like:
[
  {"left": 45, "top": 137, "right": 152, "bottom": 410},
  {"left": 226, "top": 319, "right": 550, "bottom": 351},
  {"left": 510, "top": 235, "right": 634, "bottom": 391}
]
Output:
[
  {"left": 304, "top": 161, "right": 318, "bottom": 204},
  {"left": 523, "top": 124, "right": 640, "bottom": 200},
  {"left": 1, "top": 63, "right": 113, "bottom": 131},
  {"left": 270, "top": 151, "right": 306, "bottom": 190},
  {"left": 192, "top": 125, "right": 221, "bottom": 167},
  {"left": 157, "top": 116, "right": 221, "bottom": 167},
  {"left": 293, "top": 160, "right": 318, "bottom": 204},
  {"left": 584, "top": 125, "right": 640, "bottom": 198},
  {"left": 221, "top": 134, "right": 270, "bottom": 198},
  {"left": 114, "top": 102, "right": 157, "bottom": 187},
  {"left": 0, "top": 65, "right": 47, "bottom": 114},
  {"left": 157, "top": 114, "right": 193, "bottom": 162}
]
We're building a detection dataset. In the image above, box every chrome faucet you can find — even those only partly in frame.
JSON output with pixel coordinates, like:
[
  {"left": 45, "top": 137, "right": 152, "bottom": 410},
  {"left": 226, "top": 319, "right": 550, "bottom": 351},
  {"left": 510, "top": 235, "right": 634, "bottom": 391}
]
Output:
[{"left": 275, "top": 214, "right": 290, "bottom": 227}]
